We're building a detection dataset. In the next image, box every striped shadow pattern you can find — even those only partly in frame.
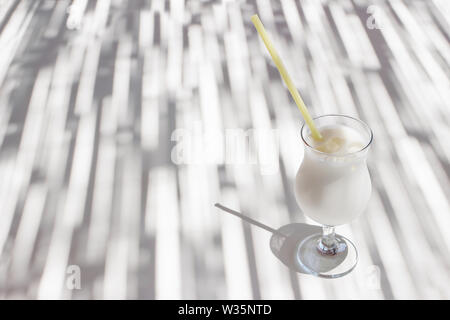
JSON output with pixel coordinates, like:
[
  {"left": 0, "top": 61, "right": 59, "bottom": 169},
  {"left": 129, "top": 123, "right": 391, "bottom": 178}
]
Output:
[{"left": 0, "top": 0, "right": 449, "bottom": 299}]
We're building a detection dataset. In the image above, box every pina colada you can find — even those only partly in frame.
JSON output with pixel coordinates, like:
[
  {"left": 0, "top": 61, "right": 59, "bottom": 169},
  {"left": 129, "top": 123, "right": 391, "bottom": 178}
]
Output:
[
  {"left": 295, "top": 123, "right": 372, "bottom": 226},
  {"left": 251, "top": 14, "right": 372, "bottom": 278},
  {"left": 293, "top": 115, "right": 372, "bottom": 278}
]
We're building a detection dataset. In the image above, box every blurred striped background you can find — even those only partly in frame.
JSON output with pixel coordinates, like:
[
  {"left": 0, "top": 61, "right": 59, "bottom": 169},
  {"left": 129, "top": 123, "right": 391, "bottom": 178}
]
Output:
[{"left": 0, "top": 0, "right": 449, "bottom": 299}]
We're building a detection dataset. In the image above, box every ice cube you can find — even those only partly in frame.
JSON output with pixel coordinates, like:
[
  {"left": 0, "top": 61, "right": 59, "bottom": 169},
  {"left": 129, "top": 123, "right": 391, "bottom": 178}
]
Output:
[
  {"left": 346, "top": 142, "right": 364, "bottom": 153},
  {"left": 315, "top": 136, "right": 345, "bottom": 154}
]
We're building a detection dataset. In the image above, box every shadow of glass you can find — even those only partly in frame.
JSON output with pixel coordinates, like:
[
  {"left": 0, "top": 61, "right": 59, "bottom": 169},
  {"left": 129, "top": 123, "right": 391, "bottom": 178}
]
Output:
[{"left": 270, "top": 223, "right": 348, "bottom": 274}]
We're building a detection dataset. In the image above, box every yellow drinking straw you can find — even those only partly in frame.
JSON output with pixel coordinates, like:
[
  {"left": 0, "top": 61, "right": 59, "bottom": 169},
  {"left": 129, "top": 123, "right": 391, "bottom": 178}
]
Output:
[{"left": 251, "top": 14, "right": 322, "bottom": 141}]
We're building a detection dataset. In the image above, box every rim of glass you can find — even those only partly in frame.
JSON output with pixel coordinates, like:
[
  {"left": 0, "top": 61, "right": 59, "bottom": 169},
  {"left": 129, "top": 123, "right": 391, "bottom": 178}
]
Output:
[{"left": 300, "top": 114, "right": 373, "bottom": 157}]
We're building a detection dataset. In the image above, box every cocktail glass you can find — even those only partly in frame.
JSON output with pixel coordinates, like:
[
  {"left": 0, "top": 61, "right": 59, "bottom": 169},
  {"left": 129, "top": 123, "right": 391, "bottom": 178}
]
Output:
[{"left": 295, "top": 114, "right": 373, "bottom": 278}]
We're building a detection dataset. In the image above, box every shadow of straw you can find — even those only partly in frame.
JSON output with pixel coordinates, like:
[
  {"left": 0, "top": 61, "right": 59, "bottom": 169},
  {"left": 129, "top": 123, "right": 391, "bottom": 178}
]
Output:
[{"left": 215, "top": 204, "right": 347, "bottom": 275}]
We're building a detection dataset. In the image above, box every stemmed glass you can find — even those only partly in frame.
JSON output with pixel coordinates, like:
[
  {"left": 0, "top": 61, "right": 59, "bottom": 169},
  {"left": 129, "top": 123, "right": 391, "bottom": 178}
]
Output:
[{"left": 294, "top": 115, "right": 373, "bottom": 278}]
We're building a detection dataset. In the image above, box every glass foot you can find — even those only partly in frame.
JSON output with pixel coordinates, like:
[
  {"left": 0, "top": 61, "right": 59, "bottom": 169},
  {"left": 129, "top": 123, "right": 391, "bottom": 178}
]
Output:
[{"left": 296, "top": 233, "right": 358, "bottom": 278}]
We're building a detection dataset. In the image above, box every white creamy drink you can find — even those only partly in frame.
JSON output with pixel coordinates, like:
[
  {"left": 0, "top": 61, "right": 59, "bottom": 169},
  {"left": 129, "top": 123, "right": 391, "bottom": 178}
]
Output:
[
  {"left": 250, "top": 16, "right": 372, "bottom": 277},
  {"left": 295, "top": 124, "right": 372, "bottom": 226}
]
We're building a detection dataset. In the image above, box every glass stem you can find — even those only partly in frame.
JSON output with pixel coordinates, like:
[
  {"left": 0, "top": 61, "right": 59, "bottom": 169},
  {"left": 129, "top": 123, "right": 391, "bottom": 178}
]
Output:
[{"left": 318, "top": 226, "right": 338, "bottom": 255}]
